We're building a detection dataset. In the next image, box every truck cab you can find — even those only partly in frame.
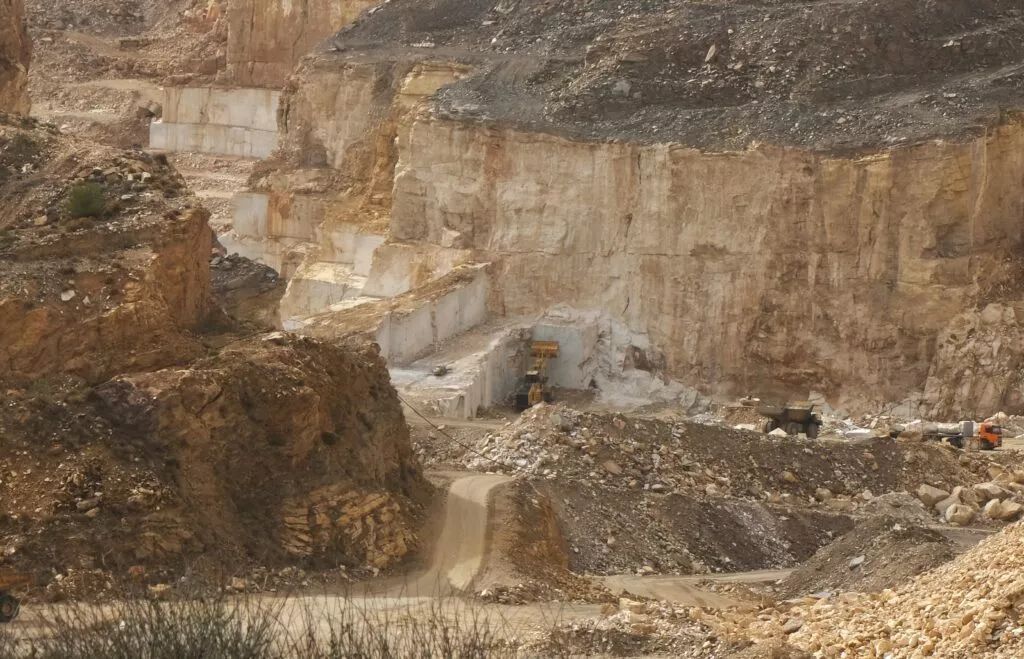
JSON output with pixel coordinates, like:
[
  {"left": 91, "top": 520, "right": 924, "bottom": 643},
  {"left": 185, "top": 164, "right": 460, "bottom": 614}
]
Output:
[{"left": 979, "top": 423, "right": 1003, "bottom": 450}]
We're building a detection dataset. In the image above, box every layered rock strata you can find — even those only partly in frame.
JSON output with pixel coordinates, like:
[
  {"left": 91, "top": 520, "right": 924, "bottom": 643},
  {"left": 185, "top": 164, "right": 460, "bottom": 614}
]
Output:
[
  {"left": 259, "top": 0, "right": 1024, "bottom": 416},
  {"left": 226, "top": 0, "right": 377, "bottom": 87}
]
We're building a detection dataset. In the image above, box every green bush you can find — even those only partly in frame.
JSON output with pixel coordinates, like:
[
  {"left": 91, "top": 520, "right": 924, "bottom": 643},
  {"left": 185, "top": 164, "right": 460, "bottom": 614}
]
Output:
[{"left": 65, "top": 182, "right": 106, "bottom": 218}]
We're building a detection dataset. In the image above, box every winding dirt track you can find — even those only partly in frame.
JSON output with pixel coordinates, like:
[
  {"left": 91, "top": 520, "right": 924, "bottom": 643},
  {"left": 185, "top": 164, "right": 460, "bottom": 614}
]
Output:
[
  {"left": 8, "top": 470, "right": 755, "bottom": 640},
  {"left": 397, "top": 473, "right": 513, "bottom": 597}
]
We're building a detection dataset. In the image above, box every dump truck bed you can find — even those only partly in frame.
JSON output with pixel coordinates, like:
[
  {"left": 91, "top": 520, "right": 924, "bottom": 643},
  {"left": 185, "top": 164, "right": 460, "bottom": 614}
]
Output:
[
  {"left": 0, "top": 574, "right": 30, "bottom": 591},
  {"left": 757, "top": 404, "right": 814, "bottom": 423}
]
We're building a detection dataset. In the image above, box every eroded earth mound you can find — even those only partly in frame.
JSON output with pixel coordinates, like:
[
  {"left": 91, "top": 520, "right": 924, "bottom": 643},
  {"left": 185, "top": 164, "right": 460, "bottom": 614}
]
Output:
[{"left": 0, "top": 116, "right": 431, "bottom": 599}]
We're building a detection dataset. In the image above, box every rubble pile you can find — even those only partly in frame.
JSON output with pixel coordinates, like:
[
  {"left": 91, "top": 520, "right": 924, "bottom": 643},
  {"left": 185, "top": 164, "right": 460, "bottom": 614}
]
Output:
[
  {"left": 543, "top": 481, "right": 851, "bottom": 576},
  {"left": 464, "top": 405, "right": 1014, "bottom": 504},
  {"left": 0, "top": 116, "right": 189, "bottom": 231},
  {"left": 458, "top": 405, "right": 1024, "bottom": 581},
  {"left": 777, "top": 517, "right": 955, "bottom": 598},
  {"left": 751, "top": 522, "right": 1024, "bottom": 657},
  {"left": 912, "top": 469, "right": 1024, "bottom": 528},
  {"left": 527, "top": 597, "right": 731, "bottom": 658}
]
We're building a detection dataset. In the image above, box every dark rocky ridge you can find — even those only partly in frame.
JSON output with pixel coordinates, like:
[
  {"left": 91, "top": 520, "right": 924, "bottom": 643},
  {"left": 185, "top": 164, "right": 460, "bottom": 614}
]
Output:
[{"left": 316, "top": 0, "right": 1024, "bottom": 151}]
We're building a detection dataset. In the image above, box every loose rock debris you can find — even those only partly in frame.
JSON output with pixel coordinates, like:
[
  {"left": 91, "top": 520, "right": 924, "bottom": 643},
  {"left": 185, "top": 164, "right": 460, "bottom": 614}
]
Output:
[{"left": 744, "top": 522, "right": 1024, "bottom": 657}]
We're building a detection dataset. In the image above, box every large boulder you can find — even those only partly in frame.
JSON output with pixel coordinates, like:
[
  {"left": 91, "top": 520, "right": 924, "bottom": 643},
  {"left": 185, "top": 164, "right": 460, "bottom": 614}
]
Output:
[
  {"left": 984, "top": 499, "right": 1024, "bottom": 522},
  {"left": 917, "top": 484, "right": 950, "bottom": 508},
  {"left": 972, "top": 482, "right": 1011, "bottom": 504},
  {"left": 934, "top": 488, "right": 963, "bottom": 516},
  {"left": 943, "top": 504, "right": 976, "bottom": 527}
]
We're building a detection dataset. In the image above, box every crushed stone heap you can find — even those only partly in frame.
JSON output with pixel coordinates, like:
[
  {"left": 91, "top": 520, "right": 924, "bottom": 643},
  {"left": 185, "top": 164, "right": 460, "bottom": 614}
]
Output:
[
  {"left": 455, "top": 405, "right": 1024, "bottom": 577},
  {"left": 750, "top": 521, "right": 1024, "bottom": 657},
  {"left": 776, "top": 516, "right": 955, "bottom": 599},
  {"left": 327, "top": 0, "right": 1024, "bottom": 150}
]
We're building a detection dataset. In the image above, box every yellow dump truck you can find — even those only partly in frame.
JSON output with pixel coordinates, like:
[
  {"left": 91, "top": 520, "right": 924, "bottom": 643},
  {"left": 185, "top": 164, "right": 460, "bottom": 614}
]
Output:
[{"left": 758, "top": 402, "right": 823, "bottom": 439}]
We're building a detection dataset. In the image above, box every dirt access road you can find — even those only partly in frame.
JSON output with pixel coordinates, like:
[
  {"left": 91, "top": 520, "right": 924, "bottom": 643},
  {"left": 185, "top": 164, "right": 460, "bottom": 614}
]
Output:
[
  {"left": 8, "top": 472, "right": 756, "bottom": 641},
  {"left": 376, "top": 472, "right": 769, "bottom": 606},
  {"left": 366, "top": 472, "right": 514, "bottom": 597},
  {"left": 598, "top": 571, "right": 789, "bottom": 609}
]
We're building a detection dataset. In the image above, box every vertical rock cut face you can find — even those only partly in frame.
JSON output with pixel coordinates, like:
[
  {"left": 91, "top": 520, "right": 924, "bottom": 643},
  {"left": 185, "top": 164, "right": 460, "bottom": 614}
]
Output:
[
  {"left": 0, "top": 0, "right": 30, "bottom": 113},
  {"left": 253, "top": 0, "right": 1024, "bottom": 416},
  {"left": 389, "top": 118, "right": 1024, "bottom": 410},
  {"left": 226, "top": 0, "right": 376, "bottom": 87}
]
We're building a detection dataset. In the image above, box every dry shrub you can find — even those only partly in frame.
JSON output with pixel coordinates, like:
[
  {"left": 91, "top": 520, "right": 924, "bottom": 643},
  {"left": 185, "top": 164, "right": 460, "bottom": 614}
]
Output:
[{"left": 0, "top": 590, "right": 556, "bottom": 658}]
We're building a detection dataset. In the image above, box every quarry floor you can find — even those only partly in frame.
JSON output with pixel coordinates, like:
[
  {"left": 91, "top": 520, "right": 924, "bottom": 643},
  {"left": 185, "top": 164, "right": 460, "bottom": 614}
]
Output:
[{"left": 16, "top": 5, "right": 1024, "bottom": 656}]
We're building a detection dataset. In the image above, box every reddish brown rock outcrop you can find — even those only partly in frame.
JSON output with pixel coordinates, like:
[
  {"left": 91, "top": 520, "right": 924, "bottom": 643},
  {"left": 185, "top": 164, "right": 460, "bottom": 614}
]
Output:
[
  {"left": 0, "top": 0, "right": 30, "bottom": 114},
  {"left": 0, "top": 119, "right": 212, "bottom": 383}
]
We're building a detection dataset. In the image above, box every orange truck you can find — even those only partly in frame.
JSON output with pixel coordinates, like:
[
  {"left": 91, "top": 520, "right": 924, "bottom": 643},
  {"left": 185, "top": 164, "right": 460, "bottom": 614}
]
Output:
[
  {"left": 923, "top": 421, "right": 1002, "bottom": 450},
  {"left": 978, "top": 422, "right": 1004, "bottom": 450},
  {"left": 893, "top": 420, "right": 1003, "bottom": 450}
]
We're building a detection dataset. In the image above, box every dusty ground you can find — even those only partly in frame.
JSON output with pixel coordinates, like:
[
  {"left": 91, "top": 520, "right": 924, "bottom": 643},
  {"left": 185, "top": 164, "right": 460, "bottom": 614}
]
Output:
[{"left": 321, "top": 0, "right": 1024, "bottom": 151}]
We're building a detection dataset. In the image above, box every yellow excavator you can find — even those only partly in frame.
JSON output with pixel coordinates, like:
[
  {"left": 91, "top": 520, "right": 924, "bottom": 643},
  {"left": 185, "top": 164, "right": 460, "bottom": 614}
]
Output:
[{"left": 515, "top": 340, "right": 559, "bottom": 411}]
